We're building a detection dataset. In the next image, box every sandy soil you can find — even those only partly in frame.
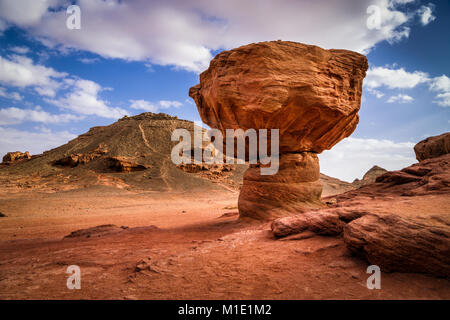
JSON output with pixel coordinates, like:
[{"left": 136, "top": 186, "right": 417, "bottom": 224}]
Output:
[{"left": 0, "top": 187, "right": 449, "bottom": 300}]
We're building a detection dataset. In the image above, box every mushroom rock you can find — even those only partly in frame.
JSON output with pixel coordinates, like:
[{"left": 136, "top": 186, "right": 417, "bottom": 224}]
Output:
[{"left": 189, "top": 41, "right": 368, "bottom": 220}]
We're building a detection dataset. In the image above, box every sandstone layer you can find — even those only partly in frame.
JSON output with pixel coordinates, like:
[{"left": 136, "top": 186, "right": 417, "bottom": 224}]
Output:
[
  {"left": 189, "top": 41, "right": 368, "bottom": 219},
  {"left": 239, "top": 153, "right": 323, "bottom": 220}
]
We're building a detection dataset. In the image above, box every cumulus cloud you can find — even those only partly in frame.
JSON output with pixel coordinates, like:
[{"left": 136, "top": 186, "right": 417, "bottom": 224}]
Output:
[
  {"left": 418, "top": 4, "right": 436, "bottom": 26},
  {"left": 429, "top": 75, "right": 450, "bottom": 92},
  {"left": 0, "top": 107, "right": 83, "bottom": 125},
  {"left": 366, "top": 66, "right": 450, "bottom": 107},
  {"left": 0, "top": 126, "right": 76, "bottom": 159},
  {"left": 387, "top": 93, "right": 414, "bottom": 103},
  {"left": 429, "top": 75, "right": 450, "bottom": 107},
  {"left": 0, "top": 54, "right": 66, "bottom": 97},
  {"left": 0, "top": 0, "right": 432, "bottom": 72},
  {"left": 0, "top": 87, "right": 23, "bottom": 101},
  {"left": 366, "top": 87, "right": 385, "bottom": 98},
  {"left": 365, "top": 66, "right": 430, "bottom": 89},
  {"left": 319, "top": 137, "right": 416, "bottom": 182},
  {"left": 0, "top": 0, "right": 60, "bottom": 26},
  {"left": 130, "top": 99, "right": 182, "bottom": 113},
  {"left": 46, "top": 79, "right": 127, "bottom": 119}
]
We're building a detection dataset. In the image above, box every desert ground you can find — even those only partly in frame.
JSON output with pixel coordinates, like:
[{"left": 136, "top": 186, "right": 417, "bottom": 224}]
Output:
[{"left": 0, "top": 184, "right": 449, "bottom": 300}]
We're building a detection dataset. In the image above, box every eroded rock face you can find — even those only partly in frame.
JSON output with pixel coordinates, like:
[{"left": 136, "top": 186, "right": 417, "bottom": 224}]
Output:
[
  {"left": 189, "top": 41, "right": 368, "bottom": 220},
  {"left": 414, "top": 132, "right": 450, "bottom": 161},
  {"left": 108, "top": 156, "right": 151, "bottom": 172},
  {"left": 53, "top": 145, "right": 108, "bottom": 167},
  {"left": 2, "top": 151, "right": 31, "bottom": 164}
]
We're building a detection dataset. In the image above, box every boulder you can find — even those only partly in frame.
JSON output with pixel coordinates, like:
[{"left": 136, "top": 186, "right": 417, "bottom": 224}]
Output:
[
  {"left": 189, "top": 41, "right": 368, "bottom": 154},
  {"left": 344, "top": 213, "right": 450, "bottom": 277},
  {"left": 189, "top": 41, "right": 368, "bottom": 220},
  {"left": 414, "top": 132, "right": 450, "bottom": 161}
]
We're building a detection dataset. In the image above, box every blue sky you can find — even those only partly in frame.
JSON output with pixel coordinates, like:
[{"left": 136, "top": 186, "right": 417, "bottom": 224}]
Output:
[{"left": 0, "top": 0, "right": 449, "bottom": 181}]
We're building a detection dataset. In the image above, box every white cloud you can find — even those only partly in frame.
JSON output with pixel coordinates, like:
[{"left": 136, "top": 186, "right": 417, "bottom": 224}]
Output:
[
  {"left": 433, "top": 92, "right": 450, "bottom": 107},
  {"left": 429, "top": 75, "right": 450, "bottom": 92},
  {"left": 129, "top": 99, "right": 157, "bottom": 113},
  {"left": 159, "top": 100, "right": 182, "bottom": 108},
  {"left": 365, "top": 66, "right": 429, "bottom": 89},
  {"left": 0, "top": 126, "right": 76, "bottom": 159},
  {"left": 418, "top": 4, "right": 436, "bottom": 26},
  {"left": 319, "top": 137, "right": 416, "bottom": 182},
  {"left": 78, "top": 57, "right": 100, "bottom": 64},
  {"left": 46, "top": 79, "right": 127, "bottom": 119},
  {"left": 0, "top": 87, "right": 23, "bottom": 101},
  {"left": 0, "top": 107, "right": 83, "bottom": 125},
  {"left": 0, "top": 0, "right": 59, "bottom": 26},
  {"left": 0, "top": 0, "right": 432, "bottom": 72},
  {"left": 387, "top": 93, "right": 414, "bottom": 103},
  {"left": 9, "top": 46, "right": 30, "bottom": 54},
  {"left": 429, "top": 75, "right": 450, "bottom": 107},
  {"left": 0, "top": 54, "right": 66, "bottom": 97},
  {"left": 366, "top": 87, "right": 385, "bottom": 98},
  {"left": 130, "top": 99, "right": 182, "bottom": 112}
]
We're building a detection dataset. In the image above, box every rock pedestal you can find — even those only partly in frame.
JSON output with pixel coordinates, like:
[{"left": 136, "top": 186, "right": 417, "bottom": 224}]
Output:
[
  {"left": 239, "top": 153, "right": 323, "bottom": 220},
  {"left": 189, "top": 41, "right": 368, "bottom": 220}
]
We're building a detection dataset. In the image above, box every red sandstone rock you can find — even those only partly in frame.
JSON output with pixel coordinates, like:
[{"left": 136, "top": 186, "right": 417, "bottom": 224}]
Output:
[
  {"left": 414, "top": 132, "right": 450, "bottom": 161},
  {"left": 190, "top": 41, "right": 368, "bottom": 154},
  {"left": 344, "top": 213, "right": 450, "bottom": 277},
  {"left": 239, "top": 153, "right": 323, "bottom": 220}
]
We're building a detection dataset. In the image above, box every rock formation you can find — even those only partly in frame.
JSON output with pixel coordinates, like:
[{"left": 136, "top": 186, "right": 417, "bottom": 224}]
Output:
[
  {"left": 272, "top": 132, "right": 450, "bottom": 277},
  {"left": 352, "top": 165, "right": 387, "bottom": 188},
  {"left": 2, "top": 151, "right": 31, "bottom": 164},
  {"left": 344, "top": 213, "right": 450, "bottom": 277},
  {"left": 414, "top": 132, "right": 450, "bottom": 161},
  {"left": 190, "top": 41, "right": 368, "bottom": 219}
]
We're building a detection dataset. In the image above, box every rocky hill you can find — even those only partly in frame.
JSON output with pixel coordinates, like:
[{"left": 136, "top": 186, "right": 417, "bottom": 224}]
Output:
[
  {"left": 352, "top": 165, "right": 387, "bottom": 188},
  {"left": 0, "top": 112, "right": 245, "bottom": 193}
]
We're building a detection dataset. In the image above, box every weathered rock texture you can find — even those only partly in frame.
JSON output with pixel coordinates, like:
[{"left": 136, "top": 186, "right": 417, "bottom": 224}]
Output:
[
  {"left": 189, "top": 41, "right": 368, "bottom": 219},
  {"left": 2, "top": 151, "right": 31, "bottom": 164},
  {"left": 344, "top": 213, "right": 450, "bottom": 277},
  {"left": 414, "top": 132, "right": 450, "bottom": 162},
  {"left": 239, "top": 153, "right": 323, "bottom": 220}
]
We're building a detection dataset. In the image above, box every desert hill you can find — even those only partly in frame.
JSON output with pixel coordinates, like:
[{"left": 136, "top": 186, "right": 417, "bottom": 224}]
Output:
[
  {"left": 0, "top": 112, "right": 352, "bottom": 196},
  {"left": 0, "top": 112, "right": 247, "bottom": 193},
  {"left": 352, "top": 165, "right": 388, "bottom": 188}
]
